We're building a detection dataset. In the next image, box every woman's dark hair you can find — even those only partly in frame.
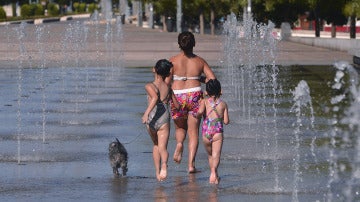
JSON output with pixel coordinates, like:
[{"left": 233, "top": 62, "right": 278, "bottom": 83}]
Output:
[
  {"left": 206, "top": 79, "right": 221, "bottom": 98},
  {"left": 155, "top": 59, "right": 173, "bottom": 78},
  {"left": 178, "top": 31, "right": 195, "bottom": 55}
]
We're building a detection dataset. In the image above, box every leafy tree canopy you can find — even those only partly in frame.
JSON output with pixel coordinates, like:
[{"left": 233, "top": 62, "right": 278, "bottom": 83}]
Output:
[
  {"left": 0, "top": 0, "right": 28, "bottom": 6},
  {"left": 344, "top": 0, "right": 360, "bottom": 16},
  {"left": 253, "top": 0, "right": 308, "bottom": 27},
  {"left": 153, "top": 0, "right": 176, "bottom": 17}
]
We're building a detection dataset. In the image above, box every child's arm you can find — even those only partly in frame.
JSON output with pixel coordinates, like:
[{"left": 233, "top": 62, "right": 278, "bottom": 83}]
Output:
[
  {"left": 142, "top": 84, "right": 158, "bottom": 124},
  {"left": 196, "top": 99, "right": 206, "bottom": 119},
  {"left": 223, "top": 102, "right": 229, "bottom": 125},
  {"left": 170, "top": 90, "right": 180, "bottom": 110}
]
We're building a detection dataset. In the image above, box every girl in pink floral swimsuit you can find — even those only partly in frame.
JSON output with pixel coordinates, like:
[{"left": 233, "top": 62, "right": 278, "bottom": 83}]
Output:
[{"left": 197, "top": 79, "right": 229, "bottom": 184}]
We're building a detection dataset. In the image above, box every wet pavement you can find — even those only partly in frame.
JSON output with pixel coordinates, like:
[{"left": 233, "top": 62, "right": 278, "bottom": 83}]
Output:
[
  {"left": 1, "top": 64, "right": 359, "bottom": 201},
  {"left": 0, "top": 19, "right": 359, "bottom": 202}
]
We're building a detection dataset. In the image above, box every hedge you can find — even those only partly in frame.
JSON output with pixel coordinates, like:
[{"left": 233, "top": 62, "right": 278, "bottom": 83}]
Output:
[
  {"left": 88, "top": 3, "right": 98, "bottom": 14},
  {"left": 34, "top": 4, "right": 44, "bottom": 16},
  {"left": 21, "top": 4, "right": 32, "bottom": 17},
  {"left": 47, "top": 3, "right": 59, "bottom": 16},
  {"left": 0, "top": 7, "right": 6, "bottom": 20}
]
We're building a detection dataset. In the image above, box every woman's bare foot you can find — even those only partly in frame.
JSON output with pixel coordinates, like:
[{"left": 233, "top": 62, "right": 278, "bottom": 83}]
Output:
[
  {"left": 209, "top": 173, "right": 219, "bottom": 184},
  {"left": 188, "top": 167, "right": 199, "bottom": 174},
  {"left": 173, "top": 143, "right": 183, "bottom": 164}
]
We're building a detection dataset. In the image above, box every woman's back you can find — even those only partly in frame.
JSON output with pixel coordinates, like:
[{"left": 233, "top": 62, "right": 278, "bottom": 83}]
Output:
[
  {"left": 167, "top": 31, "right": 215, "bottom": 90},
  {"left": 170, "top": 53, "right": 205, "bottom": 90}
]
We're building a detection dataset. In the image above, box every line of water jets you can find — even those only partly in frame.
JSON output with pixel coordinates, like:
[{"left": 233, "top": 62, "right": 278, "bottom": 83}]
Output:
[
  {"left": 222, "top": 12, "right": 360, "bottom": 201},
  {"left": 6, "top": 12, "right": 124, "bottom": 165}
]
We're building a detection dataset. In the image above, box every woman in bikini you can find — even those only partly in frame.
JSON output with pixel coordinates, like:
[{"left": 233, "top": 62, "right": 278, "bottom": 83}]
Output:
[
  {"left": 197, "top": 79, "right": 229, "bottom": 184},
  {"left": 166, "top": 31, "right": 216, "bottom": 173},
  {"left": 142, "top": 59, "right": 179, "bottom": 181}
]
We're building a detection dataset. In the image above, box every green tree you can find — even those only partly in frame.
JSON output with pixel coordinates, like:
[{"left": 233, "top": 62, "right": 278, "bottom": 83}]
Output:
[
  {"left": 321, "top": 0, "right": 347, "bottom": 38},
  {"left": 182, "top": 0, "right": 237, "bottom": 35},
  {"left": 0, "top": 0, "right": 28, "bottom": 17},
  {"left": 252, "top": 0, "right": 307, "bottom": 28},
  {"left": 54, "top": 0, "right": 71, "bottom": 4},
  {"left": 210, "top": 0, "right": 238, "bottom": 35},
  {"left": 225, "top": 0, "right": 245, "bottom": 16},
  {"left": 344, "top": 0, "right": 360, "bottom": 38},
  {"left": 307, "top": 0, "right": 322, "bottom": 37},
  {"left": 153, "top": 0, "right": 176, "bottom": 17},
  {"left": 307, "top": 0, "right": 348, "bottom": 38},
  {"left": 189, "top": 0, "right": 209, "bottom": 34},
  {"left": 0, "top": 0, "right": 28, "bottom": 6},
  {"left": 153, "top": 0, "right": 176, "bottom": 31}
]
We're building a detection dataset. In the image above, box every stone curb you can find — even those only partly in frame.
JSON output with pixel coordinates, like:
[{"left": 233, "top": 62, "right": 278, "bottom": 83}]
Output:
[{"left": 0, "top": 13, "right": 90, "bottom": 26}]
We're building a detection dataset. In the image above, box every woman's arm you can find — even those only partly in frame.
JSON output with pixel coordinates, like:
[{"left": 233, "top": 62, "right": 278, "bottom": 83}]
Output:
[
  {"left": 165, "top": 57, "right": 175, "bottom": 85},
  {"left": 202, "top": 60, "right": 216, "bottom": 83},
  {"left": 165, "top": 69, "right": 173, "bottom": 85}
]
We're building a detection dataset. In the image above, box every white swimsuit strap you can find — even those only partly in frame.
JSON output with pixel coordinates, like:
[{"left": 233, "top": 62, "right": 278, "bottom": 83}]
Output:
[
  {"left": 173, "top": 75, "right": 200, "bottom": 81},
  {"left": 173, "top": 86, "right": 202, "bottom": 94}
]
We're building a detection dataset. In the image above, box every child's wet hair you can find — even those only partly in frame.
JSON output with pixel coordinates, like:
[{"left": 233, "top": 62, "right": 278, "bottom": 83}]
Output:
[
  {"left": 206, "top": 79, "right": 221, "bottom": 98},
  {"left": 155, "top": 59, "right": 173, "bottom": 77}
]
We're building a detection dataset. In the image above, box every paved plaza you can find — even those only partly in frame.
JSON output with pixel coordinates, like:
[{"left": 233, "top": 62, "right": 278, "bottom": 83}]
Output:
[
  {"left": 121, "top": 25, "right": 355, "bottom": 67},
  {"left": 0, "top": 20, "right": 355, "bottom": 68}
]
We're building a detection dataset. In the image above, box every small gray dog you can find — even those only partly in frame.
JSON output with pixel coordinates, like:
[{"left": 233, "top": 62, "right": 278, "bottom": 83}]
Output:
[{"left": 108, "top": 138, "right": 128, "bottom": 176}]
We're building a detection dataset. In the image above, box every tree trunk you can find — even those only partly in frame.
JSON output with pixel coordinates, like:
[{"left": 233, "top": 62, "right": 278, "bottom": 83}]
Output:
[
  {"left": 350, "top": 15, "right": 356, "bottom": 39},
  {"left": 12, "top": 3, "right": 17, "bottom": 17},
  {"left": 210, "top": 9, "right": 215, "bottom": 35},
  {"left": 162, "top": 15, "right": 167, "bottom": 32},
  {"left": 199, "top": 12, "right": 204, "bottom": 35},
  {"left": 331, "top": 23, "right": 336, "bottom": 38},
  {"left": 315, "top": 17, "right": 321, "bottom": 37}
]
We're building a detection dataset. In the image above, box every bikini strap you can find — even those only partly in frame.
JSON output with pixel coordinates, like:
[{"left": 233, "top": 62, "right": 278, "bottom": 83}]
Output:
[
  {"left": 151, "top": 82, "right": 170, "bottom": 103},
  {"left": 173, "top": 75, "right": 200, "bottom": 81}
]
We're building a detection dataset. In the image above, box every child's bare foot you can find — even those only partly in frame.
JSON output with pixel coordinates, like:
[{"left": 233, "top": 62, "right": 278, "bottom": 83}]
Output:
[
  {"left": 156, "top": 173, "right": 161, "bottom": 181},
  {"left": 159, "top": 164, "right": 167, "bottom": 181},
  {"left": 173, "top": 143, "right": 183, "bottom": 164},
  {"left": 159, "top": 170, "right": 167, "bottom": 181}
]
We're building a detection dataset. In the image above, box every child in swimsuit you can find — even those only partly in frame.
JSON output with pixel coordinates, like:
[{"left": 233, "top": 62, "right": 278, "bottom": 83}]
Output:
[
  {"left": 197, "top": 79, "right": 229, "bottom": 184},
  {"left": 142, "top": 59, "right": 180, "bottom": 181}
]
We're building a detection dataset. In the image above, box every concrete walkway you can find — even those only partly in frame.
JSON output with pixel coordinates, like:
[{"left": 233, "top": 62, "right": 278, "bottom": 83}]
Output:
[
  {"left": 0, "top": 20, "right": 356, "bottom": 68},
  {"left": 109, "top": 24, "right": 356, "bottom": 67}
]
